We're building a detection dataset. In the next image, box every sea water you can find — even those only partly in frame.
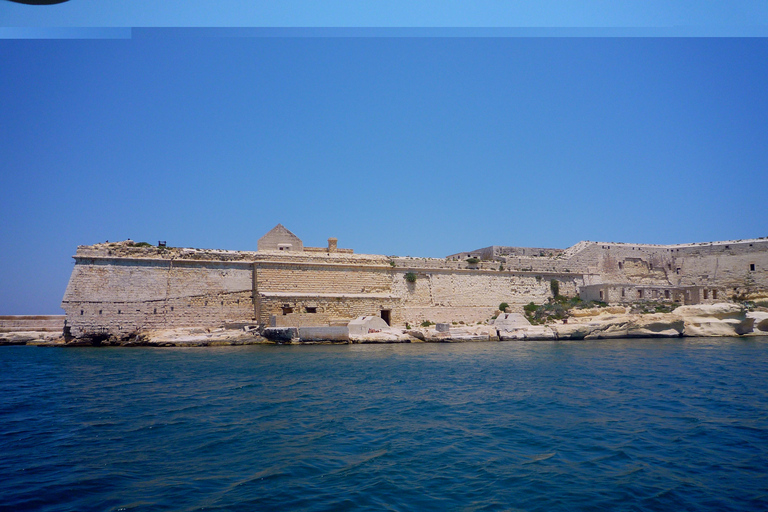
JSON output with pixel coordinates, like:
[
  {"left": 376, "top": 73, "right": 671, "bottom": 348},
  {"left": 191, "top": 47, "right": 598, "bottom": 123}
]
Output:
[{"left": 1, "top": 338, "right": 767, "bottom": 511}]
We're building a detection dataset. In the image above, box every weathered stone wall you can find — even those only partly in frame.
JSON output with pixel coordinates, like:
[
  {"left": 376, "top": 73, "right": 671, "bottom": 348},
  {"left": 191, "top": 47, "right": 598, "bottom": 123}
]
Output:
[
  {"left": 0, "top": 316, "right": 65, "bottom": 333},
  {"left": 254, "top": 259, "right": 580, "bottom": 327},
  {"left": 579, "top": 284, "right": 725, "bottom": 305},
  {"left": 62, "top": 255, "right": 254, "bottom": 338},
  {"left": 260, "top": 294, "right": 401, "bottom": 326},
  {"left": 563, "top": 239, "right": 768, "bottom": 301},
  {"left": 393, "top": 270, "right": 579, "bottom": 308},
  {"left": 447, "top": 245, "right": 564, "bottom": 261},
  {"left": 60, "top": 236, "right": 768, "bottom": 337}
]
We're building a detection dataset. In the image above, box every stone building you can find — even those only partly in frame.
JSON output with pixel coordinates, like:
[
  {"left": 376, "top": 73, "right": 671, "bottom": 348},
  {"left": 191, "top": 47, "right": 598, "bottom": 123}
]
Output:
[{"left": 60, "top": 225, "right": 768, "bottom": 339}]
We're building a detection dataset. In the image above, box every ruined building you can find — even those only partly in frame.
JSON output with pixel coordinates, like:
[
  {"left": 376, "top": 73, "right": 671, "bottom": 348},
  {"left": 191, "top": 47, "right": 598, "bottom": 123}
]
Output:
[{"left": 61, "top": 224, "right": 768, "bottom": 339}]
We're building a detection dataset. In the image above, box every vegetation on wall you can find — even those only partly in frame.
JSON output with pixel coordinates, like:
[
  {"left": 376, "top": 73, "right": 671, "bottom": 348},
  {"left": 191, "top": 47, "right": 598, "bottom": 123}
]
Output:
[
  {"left": 466, "top": 257, "right": 479, "bottom": 264},
  {"left": 550, "top": 279, "right": 560, "bottom": 298},
  {"left": 629, "top": 301, "right": 681, "bottom": 314},
  {"left": 499, "top": 302, "right": 509, "bottom": 312},
  {"left": 405, "top": 272, "right": 417, "bottom": 283}
]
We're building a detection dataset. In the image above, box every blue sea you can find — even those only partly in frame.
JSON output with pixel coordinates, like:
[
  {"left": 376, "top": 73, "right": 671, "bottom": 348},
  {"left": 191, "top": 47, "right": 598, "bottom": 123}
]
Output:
[{"left": 1, "top": 338, "right": 768, "bottom": 511}]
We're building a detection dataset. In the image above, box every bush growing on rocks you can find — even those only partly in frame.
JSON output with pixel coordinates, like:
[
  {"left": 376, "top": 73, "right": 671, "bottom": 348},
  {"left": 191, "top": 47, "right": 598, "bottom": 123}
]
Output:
[{"left": 629, "top": 301, "right": 681, "bottom": 314}]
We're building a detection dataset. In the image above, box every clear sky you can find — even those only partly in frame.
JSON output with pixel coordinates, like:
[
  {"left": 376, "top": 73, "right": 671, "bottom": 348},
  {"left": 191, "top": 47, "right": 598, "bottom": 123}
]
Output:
[
  {"left": 1, "top": 6, "right": 767, "bottom": 314},
  {"left": 1, "top": 1, "right": 767, "bottom": 29}
]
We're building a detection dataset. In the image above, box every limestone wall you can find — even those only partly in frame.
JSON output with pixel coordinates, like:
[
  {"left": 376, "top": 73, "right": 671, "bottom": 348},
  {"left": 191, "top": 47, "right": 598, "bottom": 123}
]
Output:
[
  {"left": 0, "top": 316, "right": 65, "bottom": 333},
  {"left": 561, "top": 239, "right": 768, "bottom": 300},
  {"left": 62, "top": 256, "right": 254, "bottom": 338},
  {"left": 259, "top": 294, "right": 401, "bottom": 326},
  {"left": 60, "top": 235, "right": 767, "bottom": 337},
  {"left": 253, "top": 259, "right": 582, "bottom": 327}
]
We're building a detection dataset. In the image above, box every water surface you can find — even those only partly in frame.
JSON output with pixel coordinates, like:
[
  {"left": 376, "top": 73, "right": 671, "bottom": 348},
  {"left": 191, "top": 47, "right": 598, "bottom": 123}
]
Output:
[{"left": 1, "top": 338, "right": 767, "bottom": 511}]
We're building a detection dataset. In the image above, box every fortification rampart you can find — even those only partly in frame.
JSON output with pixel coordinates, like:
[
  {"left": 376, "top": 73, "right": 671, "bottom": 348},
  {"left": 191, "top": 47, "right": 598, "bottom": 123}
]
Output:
[
  {"left": 60, "top": 231, "right": 768, "bottom": 339},
  {"left": 557, "top": 239, "right": 768, "bottom": 298},
  {"left": 0, "top": 316, "right": 65, "bottom": 333},
  {"left": 62, "top": 253, "right": 255, "bottom": 338}
]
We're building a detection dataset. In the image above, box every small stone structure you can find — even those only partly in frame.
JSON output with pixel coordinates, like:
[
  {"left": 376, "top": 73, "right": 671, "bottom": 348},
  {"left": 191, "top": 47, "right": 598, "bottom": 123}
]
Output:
[
  {"left": 348, "top": 316, "right": 390, "bottom": 337},
  {"left": 257, "top": 224, "right": 303, "bottom": 252}
]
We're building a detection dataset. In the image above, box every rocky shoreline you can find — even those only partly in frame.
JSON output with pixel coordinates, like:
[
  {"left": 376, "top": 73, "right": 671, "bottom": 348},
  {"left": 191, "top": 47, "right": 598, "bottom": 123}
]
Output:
[{"left": 2, "top": 303, "right": 767, "bottom": 347}]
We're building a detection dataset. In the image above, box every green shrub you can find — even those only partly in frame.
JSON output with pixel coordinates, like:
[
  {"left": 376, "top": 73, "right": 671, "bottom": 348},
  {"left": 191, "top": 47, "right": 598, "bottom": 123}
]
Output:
[
  {"left": 466, "top": 257, "right": 479, "bottom": 264},
  {"left": 631, "top": 301, "right": 681, "bottom": 314},
  {"left": 405, "top": 272, "right": 417, "bottom": 283},
  {"left": 420, "top": 320, "right": 433, "bottom": 327},
  {"left": 524, "top": 302, "right": 538, "bottom": 313},
  {"left": 133, "top": 241, "right": 153, "bottom": 247},
  {"left": 499, "top": 264, "right": 504, "bottom": 271},
  {"left": 389, "top": 260, "right": 396, "bottom": 267},
  {"left": 550, "top": 279, "right": 560, "bottom": 297},
  {"left": 499, "top": 302, "right": 509, "bottom": 312},
  {"left": 576, "top": 300, "right": 608, "bottom": 309}
]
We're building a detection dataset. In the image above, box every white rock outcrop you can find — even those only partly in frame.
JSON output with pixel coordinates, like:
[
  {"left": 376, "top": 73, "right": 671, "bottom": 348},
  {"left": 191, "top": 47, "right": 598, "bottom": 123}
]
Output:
[
  {"left": 675, "top": 304, "right": 753, "bottom": 337},
  {"left": 747, "top": 311, "right": 768, "bottom": 334},
  {"left": 498, "top": 303, "right": 758, "bottom": 340}
]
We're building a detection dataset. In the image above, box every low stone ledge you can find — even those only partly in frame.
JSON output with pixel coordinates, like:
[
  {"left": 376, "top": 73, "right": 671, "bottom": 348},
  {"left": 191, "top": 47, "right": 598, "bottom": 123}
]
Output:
[{"left": 0, "top": 331, "right": 64, "bottom": 346}]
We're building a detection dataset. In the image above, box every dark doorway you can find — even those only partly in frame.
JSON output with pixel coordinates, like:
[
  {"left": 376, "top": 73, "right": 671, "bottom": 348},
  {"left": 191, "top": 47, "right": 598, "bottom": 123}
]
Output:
[{"left": 380, "top": 309, "right": 391, "bottom": 326}]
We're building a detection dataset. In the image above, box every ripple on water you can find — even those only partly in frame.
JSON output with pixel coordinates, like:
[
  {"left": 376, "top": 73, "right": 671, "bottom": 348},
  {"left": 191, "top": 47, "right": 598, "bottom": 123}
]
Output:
[{"left": 1, "top": 339, "right": 768, "bottom": 511}]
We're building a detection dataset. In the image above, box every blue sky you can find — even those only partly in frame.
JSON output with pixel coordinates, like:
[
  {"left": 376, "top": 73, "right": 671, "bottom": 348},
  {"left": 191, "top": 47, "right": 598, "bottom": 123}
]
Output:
[
  {"left": 1, "top": 5, "right": 768, "bottom": 314},
  {"left": 2, "top": 1, "right": 767, "bottom": 29}
]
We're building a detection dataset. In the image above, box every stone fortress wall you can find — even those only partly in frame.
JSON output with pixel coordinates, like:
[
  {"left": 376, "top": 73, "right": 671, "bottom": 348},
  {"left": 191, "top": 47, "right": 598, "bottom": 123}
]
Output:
[
  {"left": 0, "top": 316, "right": 65, "bottom": 333},
  {"left": 61, "top": 224, "right": 768, "bottom": 339}
]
